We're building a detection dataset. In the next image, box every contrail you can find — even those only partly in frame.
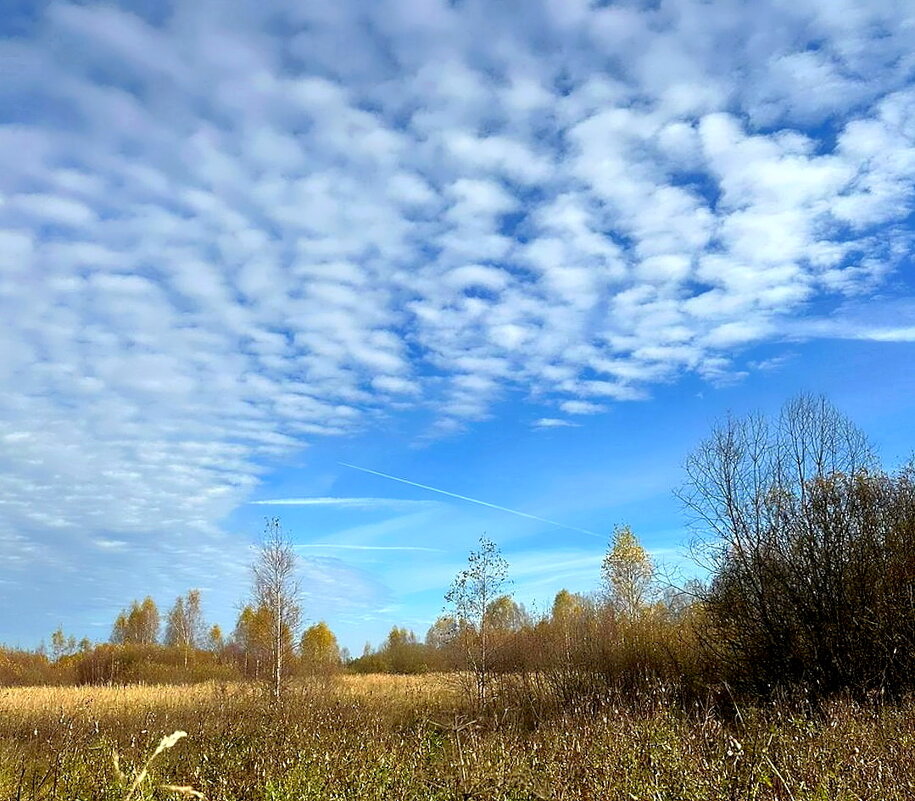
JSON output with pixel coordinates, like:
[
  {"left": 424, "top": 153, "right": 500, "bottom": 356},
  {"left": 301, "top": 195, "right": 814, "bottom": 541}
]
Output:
[{"left": 338, "top": 462, "right": 601, "bottom": 538}]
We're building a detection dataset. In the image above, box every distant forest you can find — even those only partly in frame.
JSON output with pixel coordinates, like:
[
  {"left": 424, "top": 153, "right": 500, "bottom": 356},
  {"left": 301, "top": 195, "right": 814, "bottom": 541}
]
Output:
[{"left": 3, "top": 395, "right": 914, "bottom": 708}]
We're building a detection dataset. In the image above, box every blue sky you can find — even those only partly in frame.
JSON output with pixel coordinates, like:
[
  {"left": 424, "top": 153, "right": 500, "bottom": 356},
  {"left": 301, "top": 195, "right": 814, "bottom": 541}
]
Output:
[{"left": 1, "top": 0, "right": 914, "bottom": 651}]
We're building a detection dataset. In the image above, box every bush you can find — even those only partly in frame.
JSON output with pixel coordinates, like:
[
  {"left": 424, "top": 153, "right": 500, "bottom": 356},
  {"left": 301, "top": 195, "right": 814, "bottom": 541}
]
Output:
[{"left": 682, "top": 395, "right": 915, "bottom": 700}]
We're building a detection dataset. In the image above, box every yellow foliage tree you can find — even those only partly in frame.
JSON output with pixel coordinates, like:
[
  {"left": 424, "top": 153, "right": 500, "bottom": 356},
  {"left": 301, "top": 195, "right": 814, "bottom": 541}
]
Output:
[
  {"left": 233, "top": 604, "right": 276, "bottom": 679},
  {"left": 601, "top": 525, "right": 656, "bottom": 618},
  {"left": 299, "top": 621, "right": 341, "bottom": 676}
]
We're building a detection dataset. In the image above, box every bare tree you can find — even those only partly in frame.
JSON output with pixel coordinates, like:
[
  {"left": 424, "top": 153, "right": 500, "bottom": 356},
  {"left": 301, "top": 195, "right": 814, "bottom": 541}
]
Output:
[
  {"left": 250, "top": 517, "right": 301, "bottom": 700},
  {"left": 445, "top": 537, "right": 510, "bottom": 707},
  {"left": 680, "top": 394, "right": 874, "bottom": 572}
]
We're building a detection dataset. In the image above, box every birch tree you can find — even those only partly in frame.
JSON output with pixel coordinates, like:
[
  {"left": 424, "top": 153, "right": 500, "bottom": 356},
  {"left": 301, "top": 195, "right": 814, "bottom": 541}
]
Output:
[
  {"left": 445, "top": 537, "right": 510, "bottom": 707},
  {"left": 165, "top": 589, "right": 205, "bottom": 669},
  {"left": 601, "top": 525, "right": 656, "bottom": 618},
  {"left": 250, "top": 518, "right": 301, "bottom": 700}
]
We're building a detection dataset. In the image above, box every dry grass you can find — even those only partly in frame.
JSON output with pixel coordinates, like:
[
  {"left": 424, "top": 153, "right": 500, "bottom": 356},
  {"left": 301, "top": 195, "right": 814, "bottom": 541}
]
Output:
[
  {"left": 0, "top": 682, "right": 217, "bottom": 719},
  {"left": 0, "top": 674, "right": 455, "bottom": 718},
  {"left": 2, "top": 675, "right": 915, "bottom": 800}
]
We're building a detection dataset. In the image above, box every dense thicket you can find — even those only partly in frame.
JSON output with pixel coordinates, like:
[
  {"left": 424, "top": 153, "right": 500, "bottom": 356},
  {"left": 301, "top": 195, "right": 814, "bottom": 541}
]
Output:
[{"left": 681, "top": 395, "right": 915, "bottom": 700}]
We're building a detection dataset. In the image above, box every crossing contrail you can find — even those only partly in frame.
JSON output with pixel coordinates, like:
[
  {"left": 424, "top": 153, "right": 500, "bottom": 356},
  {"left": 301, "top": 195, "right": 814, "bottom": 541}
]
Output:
[{"left": 338, "top": 461, "right": 601, "bottom": 538}]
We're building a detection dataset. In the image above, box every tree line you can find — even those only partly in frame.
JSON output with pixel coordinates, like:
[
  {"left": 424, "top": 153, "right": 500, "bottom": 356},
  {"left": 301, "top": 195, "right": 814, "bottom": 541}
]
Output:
[
  {"left": 0, "top": 525, "right": 684, "bottom": 698},
  {"left": 3, "top": 394, "right": 914, "bottom": 708}
]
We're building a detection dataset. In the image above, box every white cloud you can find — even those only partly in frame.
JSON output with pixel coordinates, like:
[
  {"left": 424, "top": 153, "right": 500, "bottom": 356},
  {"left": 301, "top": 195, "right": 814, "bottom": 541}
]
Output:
[
  {"left": 297, "top": 543, "right": 443, "bottom": 552},
  {"left": 559, "top": 400, "right": 606, "bottom": 416},
  {"left": 533, "top": 417, "right": 580, "bottom": 429},
  {"left": 858, "top": 328, "right": 915, "bottom": 342},
  {"left": 10, "top": 193, "right": 96, "bottom": 226},
  {"left": 250, "top": 497, "right": 436, "bottom": 508}
]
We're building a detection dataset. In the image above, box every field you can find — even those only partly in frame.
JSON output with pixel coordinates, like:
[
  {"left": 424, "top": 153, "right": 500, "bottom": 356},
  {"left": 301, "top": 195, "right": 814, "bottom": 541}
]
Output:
[{"left": 3, "top": 676, "right": 915, "bottom": 800}]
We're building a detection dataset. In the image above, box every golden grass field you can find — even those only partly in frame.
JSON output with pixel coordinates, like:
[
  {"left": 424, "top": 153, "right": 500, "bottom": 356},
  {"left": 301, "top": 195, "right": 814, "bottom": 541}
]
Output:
[
  {"left": 3, "top": 674, "right": 915, "bottom": 800},
  {"left": 0, "top": 674, "right": 455, "bottom": 719}
]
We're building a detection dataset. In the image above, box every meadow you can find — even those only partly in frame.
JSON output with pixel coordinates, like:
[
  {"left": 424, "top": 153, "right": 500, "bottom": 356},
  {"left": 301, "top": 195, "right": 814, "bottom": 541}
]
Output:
[{"left": 3, "top": 675, "right": 915, "bottom": 801}]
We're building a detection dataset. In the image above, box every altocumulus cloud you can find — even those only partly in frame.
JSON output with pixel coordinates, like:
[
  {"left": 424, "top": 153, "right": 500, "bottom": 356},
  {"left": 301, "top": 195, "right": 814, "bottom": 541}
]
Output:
[{"left": 1, "top": 0, "right": 915, "bottom": 637}]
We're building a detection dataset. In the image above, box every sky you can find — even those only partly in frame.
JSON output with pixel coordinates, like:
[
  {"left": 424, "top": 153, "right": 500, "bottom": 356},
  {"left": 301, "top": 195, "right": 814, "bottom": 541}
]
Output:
[{"left": 1, "top": 0, "right": 914, "bottom": 652}]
